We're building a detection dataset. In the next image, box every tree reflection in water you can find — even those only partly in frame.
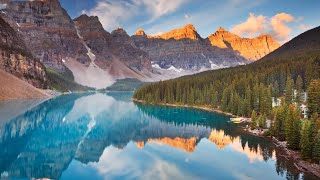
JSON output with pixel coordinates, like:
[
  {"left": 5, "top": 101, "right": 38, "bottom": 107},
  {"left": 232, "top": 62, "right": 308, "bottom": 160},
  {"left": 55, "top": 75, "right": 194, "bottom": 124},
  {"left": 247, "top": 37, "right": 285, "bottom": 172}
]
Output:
[{"left": 0, "top": 92, "right": 316, "bottom": 179}]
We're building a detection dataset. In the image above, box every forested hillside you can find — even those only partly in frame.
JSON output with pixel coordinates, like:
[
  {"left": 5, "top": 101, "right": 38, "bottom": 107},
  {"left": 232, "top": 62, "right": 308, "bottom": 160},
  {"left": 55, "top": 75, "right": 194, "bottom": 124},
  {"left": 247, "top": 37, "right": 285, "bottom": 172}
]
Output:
[
  {"left": 134, "top": 26, "right": 320, "bottom": 163},
  {"left": 134, "top": 26, "right": 320, "bottom": 118}
]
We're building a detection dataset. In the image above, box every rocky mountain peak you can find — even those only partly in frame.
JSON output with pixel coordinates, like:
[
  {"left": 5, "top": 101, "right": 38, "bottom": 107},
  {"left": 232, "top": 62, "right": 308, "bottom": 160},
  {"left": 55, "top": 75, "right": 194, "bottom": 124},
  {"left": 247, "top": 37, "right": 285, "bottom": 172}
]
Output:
[
  {"left": 74, "top": 14, "right": 105, "bottom": 33},
  {"left": 211, "top": 27, "right": 240, "bottom": 40},
  {"left": 217, "top": 27, "right": 227, "bottom": 32},
  {"left": 158, "top": 24, "right": 201, "bottom": 40},
  {"left": 183, "top": 24, "right": 196, "bottom": 31},
  {"left": 135, "top": 28, "right": 147, "bottom": 36},
  {"left": 112, "top": 28, "right": 128, "bottom": 36},
  {"left": 207, "top": 28, "right": 280, "bottom": 61}
]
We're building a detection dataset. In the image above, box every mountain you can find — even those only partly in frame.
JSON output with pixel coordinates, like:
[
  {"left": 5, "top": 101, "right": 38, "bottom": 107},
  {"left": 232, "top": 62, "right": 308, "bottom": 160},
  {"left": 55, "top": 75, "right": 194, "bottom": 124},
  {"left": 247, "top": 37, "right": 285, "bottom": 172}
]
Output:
[
  {"left": 133, "top": 26, "right": 320, "bottom": 117},
  {"left": 67, "top": 14, "right": 155, "bottom": 88},
  {"left": 0, "top": 0, "right": 89, "bottom": 72},
  {"left": 0, "top": 15, "right": 46, "bottom": 88},
  {"left": 260, "top": 26, "right": 320, "bottom": 61},
  {"left": 132, "top": 24, "right": 248, "bottom": 74},
  {"left": 0, "top": 0, "right": 281, "bottom": 91},
  {"left": 207, "top": 27, "right": 280, "bottom": 61},
  {"left": 157, "top": 24, "right": 202, "bottom": 40}
]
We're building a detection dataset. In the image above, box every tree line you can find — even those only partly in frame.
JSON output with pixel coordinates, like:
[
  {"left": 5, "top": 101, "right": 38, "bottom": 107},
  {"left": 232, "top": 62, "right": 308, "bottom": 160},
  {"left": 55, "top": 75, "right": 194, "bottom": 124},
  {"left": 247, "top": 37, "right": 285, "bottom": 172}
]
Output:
[
  {"left": 134, "top": 54, "right": 320, "bottom": 163},
  {"left": 134, "top": 55, "right": 320, "bottom": 118}
]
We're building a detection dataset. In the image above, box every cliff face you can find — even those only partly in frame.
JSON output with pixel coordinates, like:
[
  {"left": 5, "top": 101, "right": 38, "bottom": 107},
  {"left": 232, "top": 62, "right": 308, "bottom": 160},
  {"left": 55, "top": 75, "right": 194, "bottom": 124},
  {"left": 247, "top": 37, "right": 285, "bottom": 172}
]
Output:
[
  {"left": 207, "top": 27, "right": 280, "bottom": 61},
  {"left": 1, "top": 0, "right": 89, "bottom": 72},
  {"left": 110, "top": 28, "right": 152, "bottom": 71},
  {"left": 132, "top": 25, "right": 248, "bottom": 71},
  {"left": 0, "top": 16, "right": 46, "bottom": 88},
  {"left": 74, "top": 15, "right": 152, "bottom": 72},
  {"left": 157, "top": 24, "right": 202, "bottom": 40}
]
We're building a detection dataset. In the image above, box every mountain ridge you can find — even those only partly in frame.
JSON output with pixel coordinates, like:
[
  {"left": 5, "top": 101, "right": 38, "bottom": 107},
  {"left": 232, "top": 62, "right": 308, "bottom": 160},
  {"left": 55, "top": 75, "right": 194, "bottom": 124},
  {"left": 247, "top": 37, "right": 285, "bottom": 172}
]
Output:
[{"left": 0, "top": 0, "right": 282, "bottom": 91}]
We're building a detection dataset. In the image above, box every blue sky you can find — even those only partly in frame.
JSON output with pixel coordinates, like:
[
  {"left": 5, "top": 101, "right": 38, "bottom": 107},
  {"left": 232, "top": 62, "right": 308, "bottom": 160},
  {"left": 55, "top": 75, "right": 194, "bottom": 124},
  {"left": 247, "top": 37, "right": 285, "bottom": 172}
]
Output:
[{"left": 60, "top": 0, "right": 319, "bottom": 42}]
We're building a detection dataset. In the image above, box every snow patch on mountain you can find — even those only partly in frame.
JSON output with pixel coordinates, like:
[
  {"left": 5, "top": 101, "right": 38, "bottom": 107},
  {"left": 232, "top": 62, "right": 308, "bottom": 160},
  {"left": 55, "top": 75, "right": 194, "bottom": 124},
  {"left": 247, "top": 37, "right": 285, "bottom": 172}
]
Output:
[
  {"left": 0, "top": 4, "right": 7, "bottom": 10},
  {"left": 63, "top": 24, "right": 115, "bottom": 89}
]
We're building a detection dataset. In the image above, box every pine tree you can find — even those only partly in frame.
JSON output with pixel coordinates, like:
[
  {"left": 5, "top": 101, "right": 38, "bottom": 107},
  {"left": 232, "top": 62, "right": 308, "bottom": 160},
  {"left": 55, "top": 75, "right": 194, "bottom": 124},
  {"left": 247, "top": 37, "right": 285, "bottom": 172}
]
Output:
[
  {"left": 272, "top": 105, "right": 287, "bottom": 141},
  {"left": 307, "top": 80, "right": 320, "bottom": 116},
  {"left": 244, "top": 86, "right": 252, "bottom": 116},
  {"left": 295, "top": 75, "right": 303, "bottom": 104},
  {"left": 300, "top": 120, "right": 312, "bottom": 160},
  {"left": 265, "top": 85, "right": 273, "bottom": 117},
  {"left": 259, "top": 114, "right": 267, "bottom": 129},
  {"left": 312, "top": 130, "right": 320, "bottom": 163},
  {"left": 253, "top": 83, "right": 260, "bottom": 111},
  {"left": 291, "top": 108, "right": 301, "bottom": 150},
  {"left": 212, "top": 91, "right": 219, "bottom": 108},
  {"left": 259, "top": 83, "right": 266, "bottom": 114},
  {"left": 251, "top": 110, "right": 257, "bottom": 129},
  {"left": 221, "top": 88, "right": 228, "bottom": 111},
  {"left": 285, "top": 105, "right": 295, "bottom": 143},
  {"left": 273, "top": 81, "right": 280, "bottom": 99},
  {"left": 285, "top": 77, "right": 294, "bottom": 105}
]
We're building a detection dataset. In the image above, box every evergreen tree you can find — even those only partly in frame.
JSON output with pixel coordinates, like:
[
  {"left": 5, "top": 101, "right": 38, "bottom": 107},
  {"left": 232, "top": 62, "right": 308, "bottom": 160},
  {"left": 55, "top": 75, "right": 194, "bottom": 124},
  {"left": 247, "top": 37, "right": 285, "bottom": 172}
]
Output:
[
  {"left": 259, "top": 114, "right": 267, "bottom": 129},
  {"left": 221, "top": 88, "right": 228, "bottom": 111},
  {"left": 312, "top": 130, "right": 320, "bottom": 163},
  {"left": 244, "top": 86, "right": 252, "bottom": 116},
  {"left": 285, "top": 77, "right": 294, "bottom": 105},
  {"left": 295, "top": 75, "right": 303, "bottom": 103},
  {"left": 253, "top": 83, "right": 260, "bottom": 111},
  {"left": 285, "top": 105, "right": 295, "bottom": 143},
  {"left": 300, "top": 120, "right": 312, "bottom": 160},
  {"left": 272, "top": 105, "right": 287, "bottom": 141},
  {"left": 291, "top": 108, "right": 301, "bottom": 150},
  {"left": 251, "top": 110, "right": 257, "bottom": 129},
  {"left": 265, "top": 85, "right": 273, "bottom": 117},
  {"left": 273, "top": 81, "right": 280, "bottom": 99},
  {"left": 212, "top": 91, "right": 219, "bottom": 108},
  {"left": 307, "top": 80, "right": 320, "bottom": 116}
]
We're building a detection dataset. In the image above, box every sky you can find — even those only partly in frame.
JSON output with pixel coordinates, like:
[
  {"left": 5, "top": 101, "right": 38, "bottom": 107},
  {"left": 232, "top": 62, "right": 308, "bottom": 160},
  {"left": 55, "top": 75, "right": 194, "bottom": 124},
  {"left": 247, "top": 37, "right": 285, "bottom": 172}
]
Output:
[{"left": 59, "top": 0, "right": 319, "bottom": 43}]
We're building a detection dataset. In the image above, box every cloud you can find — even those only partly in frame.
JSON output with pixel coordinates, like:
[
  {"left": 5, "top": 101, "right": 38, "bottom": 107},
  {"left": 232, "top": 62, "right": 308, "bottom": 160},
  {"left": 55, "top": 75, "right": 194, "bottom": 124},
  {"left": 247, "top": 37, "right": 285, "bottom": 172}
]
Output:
[
  {"left": 144, "top": 0, "right": 265, "bottom": 37},
  {"left": 231, "top": 13, "right": 267, "bottom": 37},
  {"left": 270, "top": 13, "right": 295, "bottom": 41},
  {"left": 150, "top": 32, "right": 164, "bottom": 36},
  {"left": 184, "top": 14, "right": 191, "bottom": 19},
  {"left": 82, "top": 0, "right": 187, "bottom": 31},
  {"left": 231, "top": 12, "right": 295, "bottom": 42},
  {"left": 300, "top": 24, "right": 312, "bottom": 31},
  {"left": 81, "top": 1, "right": 137, "bottom": 30},
  {"left": 139, "top": 0, "right": 187, "bottom": 20}
]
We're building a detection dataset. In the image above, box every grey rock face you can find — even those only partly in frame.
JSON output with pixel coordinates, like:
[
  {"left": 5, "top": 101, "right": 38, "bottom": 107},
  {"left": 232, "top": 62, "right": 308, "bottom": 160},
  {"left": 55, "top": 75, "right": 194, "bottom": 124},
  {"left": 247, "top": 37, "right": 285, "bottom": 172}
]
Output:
[
  {"left": 0, "top": 16, "right": 46, "bottom": 88},
  {"left": 1, "top": 0, "right": 89, "bottom": 72},
  {"left": 74, "top": 15, "right": 152, "bottom": 72},
  {"left": 132, "top": 26, "right": 248, "bottom": 71}
]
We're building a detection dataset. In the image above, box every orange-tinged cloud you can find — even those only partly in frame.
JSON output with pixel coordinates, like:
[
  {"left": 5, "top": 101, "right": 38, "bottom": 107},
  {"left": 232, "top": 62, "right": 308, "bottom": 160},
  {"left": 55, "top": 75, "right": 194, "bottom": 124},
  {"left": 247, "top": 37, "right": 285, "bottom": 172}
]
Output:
[
  {"left": 231, "top": 12, "right": 295, "bottom": 42},
  {"left": 270, "top": 13, "right": 295, "bottom": 41},
  {"left": 231, "top": 13, "right": 267, "bottom": 37}
]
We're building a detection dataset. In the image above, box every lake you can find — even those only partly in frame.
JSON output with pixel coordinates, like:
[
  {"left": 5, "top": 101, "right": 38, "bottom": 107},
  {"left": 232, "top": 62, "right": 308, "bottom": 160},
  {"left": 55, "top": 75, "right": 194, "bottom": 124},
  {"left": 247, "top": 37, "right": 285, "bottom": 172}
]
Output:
[{"left": 0, "top": 92, "right": 316, "bottom": 180}]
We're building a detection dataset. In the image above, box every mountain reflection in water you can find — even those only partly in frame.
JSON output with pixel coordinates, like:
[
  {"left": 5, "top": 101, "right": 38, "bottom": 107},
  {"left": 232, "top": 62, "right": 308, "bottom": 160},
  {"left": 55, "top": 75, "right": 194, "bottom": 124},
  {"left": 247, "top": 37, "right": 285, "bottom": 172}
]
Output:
[{"left": 0, "top": 92, "right": 315, "bottom": 180}]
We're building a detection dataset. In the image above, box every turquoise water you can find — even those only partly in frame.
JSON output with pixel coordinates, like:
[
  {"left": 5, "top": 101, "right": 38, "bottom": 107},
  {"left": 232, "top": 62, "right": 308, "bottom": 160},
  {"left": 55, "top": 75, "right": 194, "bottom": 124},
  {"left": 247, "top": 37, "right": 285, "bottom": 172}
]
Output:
[{"left": 0, "top": 92, "right": 316, "bottom": 180}]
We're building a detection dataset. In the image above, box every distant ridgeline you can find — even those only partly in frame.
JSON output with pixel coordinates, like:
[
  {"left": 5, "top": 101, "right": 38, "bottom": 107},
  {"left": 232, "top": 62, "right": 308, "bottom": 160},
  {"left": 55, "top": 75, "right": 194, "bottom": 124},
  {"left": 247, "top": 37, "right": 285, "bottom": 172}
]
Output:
[{"left": 134, "top": 26, "right": 320, "bottom": 118}]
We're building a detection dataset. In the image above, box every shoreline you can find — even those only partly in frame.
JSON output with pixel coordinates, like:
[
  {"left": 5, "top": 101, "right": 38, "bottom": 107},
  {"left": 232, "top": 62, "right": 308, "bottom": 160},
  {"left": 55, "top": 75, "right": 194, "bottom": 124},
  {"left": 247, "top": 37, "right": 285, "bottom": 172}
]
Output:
[
  {"left": 132, "top": 98, "right": 320, "bottom": 178},
  {"left": 132, "top": 99, "right": 238, "bottom": 118}
]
